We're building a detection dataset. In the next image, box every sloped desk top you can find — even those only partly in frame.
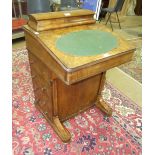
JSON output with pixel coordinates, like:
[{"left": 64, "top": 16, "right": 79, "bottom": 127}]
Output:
[
  {"left": 24, "top": 24, "right": 134, "bottom": 69},
  {"left": 55, "top": 29, "right": 118, "bottom": 56}
]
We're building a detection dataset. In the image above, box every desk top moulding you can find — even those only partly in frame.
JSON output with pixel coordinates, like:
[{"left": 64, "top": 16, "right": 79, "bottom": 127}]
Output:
[
  {"left": 27, "top": 9, "right": 96, "bottom": 31},
  {"left": 23, "top": 9, "right": 135, "bottom": 142}
]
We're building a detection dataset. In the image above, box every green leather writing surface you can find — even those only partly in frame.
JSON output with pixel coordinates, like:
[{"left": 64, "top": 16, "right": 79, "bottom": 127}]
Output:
[{"left": 56, "top": 30, "right": 118, "bottom": 56}]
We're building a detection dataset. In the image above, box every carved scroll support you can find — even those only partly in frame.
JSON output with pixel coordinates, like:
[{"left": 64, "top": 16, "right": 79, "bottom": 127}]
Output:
[
  {"left": 95, "top": 72, "right": 112, "bottom": 117},
  {"left": 51, "top": 116, "right": 71, "bottom": 143},
  {"left": 50, "top": 79, "right": 71, "bottom": 142}
]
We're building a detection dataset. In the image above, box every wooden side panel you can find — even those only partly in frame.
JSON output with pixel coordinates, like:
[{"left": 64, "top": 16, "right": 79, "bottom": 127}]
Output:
[
  {"left": 28, "top": 52, "right": 53, "bottom": 120},
  {"left": 24, "top": 31, "right": 68, "bottom": 84},
  {"left": 57, "top": 74, "right": 102, "bottom": 121},
  {"left": 28, "top": 51, "right": 72, "bottom": 142}
]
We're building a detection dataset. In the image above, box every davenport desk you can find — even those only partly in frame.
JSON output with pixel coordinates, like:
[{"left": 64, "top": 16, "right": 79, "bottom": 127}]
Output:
[{"left": 23, "top": 9, "right": 135, "bottom": 142}]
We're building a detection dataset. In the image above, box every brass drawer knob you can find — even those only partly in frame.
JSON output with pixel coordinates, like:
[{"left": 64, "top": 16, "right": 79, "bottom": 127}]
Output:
[
  {"left": 34, "top": 99, "right": 40, "bottom": 104},
  {"left": 34, "top": 87, "right": 40, "bottom": 91},
  {"left": 30, "top": 60, "right": 35, "bottom": 64},
  {"left": 44, "top": 111, "right": 48, "bottom": 115},
  {"left": 41, "top": 87, "right": 47, "bottom": 92},
  {"left": 32, "top": 75, "right": 37, "bottom": 79}
]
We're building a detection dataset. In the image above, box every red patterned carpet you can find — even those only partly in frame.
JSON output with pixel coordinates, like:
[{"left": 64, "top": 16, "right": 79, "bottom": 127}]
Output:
[{"left": 12, "top": 48, "right": 142, "bottom": 155}]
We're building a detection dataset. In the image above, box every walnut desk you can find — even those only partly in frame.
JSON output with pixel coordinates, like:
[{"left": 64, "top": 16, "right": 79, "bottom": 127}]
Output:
[{"left": 23, "top": 9, "right": 135, "bottom": 142}]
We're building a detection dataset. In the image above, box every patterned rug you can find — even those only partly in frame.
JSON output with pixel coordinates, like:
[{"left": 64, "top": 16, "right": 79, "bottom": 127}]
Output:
[
  {"left": 119, "top": 41, "right": 142, "bottom": 83},
  {"left": 115, "top": 27, "right": 142, "bottom": 83},
  {"left": 12, "top": 48, "right": 142, "bottom": 155}
]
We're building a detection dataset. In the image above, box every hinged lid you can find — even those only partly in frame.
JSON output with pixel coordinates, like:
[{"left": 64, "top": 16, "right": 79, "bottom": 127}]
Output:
[{"left": 28, "top": 9, "right": 96, "bottom": 31}]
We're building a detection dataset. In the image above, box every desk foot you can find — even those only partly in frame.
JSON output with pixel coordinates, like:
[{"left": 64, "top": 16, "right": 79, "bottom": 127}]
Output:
[
  {"left": 36, "top": 104, "right": 71, "bottom": 143},
  {"left": 51, "top": 116, "right": 71, "bottom": 143},
  {"left": 96, "top": 72, "right": 112, "bottom": 116},
  {"left": 96, "top": 100, "right": 112, "bottom": 117}
]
